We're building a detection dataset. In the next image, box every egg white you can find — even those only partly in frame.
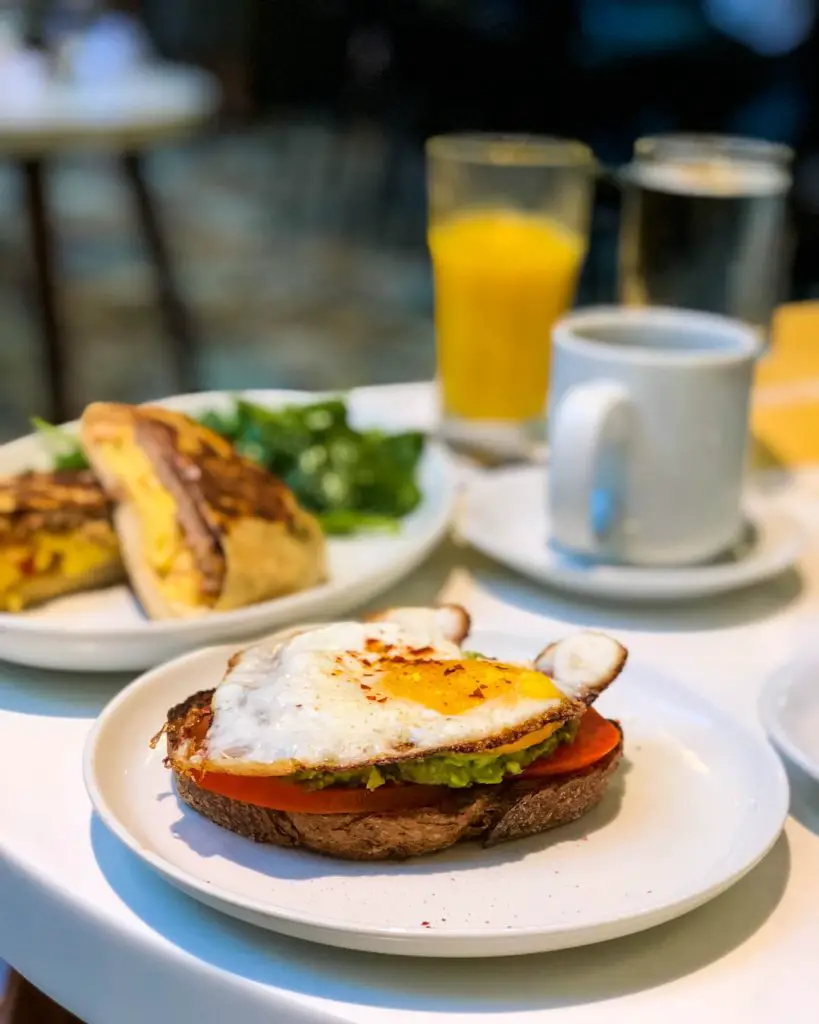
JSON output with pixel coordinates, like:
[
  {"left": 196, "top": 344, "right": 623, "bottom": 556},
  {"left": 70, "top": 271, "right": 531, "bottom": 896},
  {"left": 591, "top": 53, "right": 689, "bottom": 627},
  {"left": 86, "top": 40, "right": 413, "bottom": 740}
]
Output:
[{"left": 192, "top": 610, "right": 627, "bottom": 776}]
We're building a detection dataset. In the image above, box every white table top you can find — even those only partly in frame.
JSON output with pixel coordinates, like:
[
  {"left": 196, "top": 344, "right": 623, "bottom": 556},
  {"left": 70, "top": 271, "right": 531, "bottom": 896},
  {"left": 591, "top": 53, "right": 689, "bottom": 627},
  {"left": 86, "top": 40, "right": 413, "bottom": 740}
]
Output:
[
  {"left": 1, "top": 382, "right": 818, "bottom": 1024},
  {"left": 0, "top": 62, "right": 218, "bottom": 155}
]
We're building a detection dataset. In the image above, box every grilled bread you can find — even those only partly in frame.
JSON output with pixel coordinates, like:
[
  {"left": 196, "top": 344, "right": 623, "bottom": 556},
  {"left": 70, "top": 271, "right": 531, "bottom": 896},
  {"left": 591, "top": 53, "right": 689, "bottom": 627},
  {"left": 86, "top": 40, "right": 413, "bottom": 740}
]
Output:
[
  {"left": 0, "top": 469, "right": 123, "bottom": 612},
  {"left": 158, "top": 608, "right": 627, "bottom": 861},
  {"left": 80, "top": 403, "right": 326, "bottom": 620},
  {"left": 166, "top": 689, "right": 623, "bottom": 861}
]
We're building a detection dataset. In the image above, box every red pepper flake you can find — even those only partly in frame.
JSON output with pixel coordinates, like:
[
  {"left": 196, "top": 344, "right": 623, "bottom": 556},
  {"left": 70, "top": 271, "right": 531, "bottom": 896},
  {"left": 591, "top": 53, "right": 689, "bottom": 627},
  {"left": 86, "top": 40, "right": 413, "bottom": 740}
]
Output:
[
  {"left": 444, "top": 665, "right": 464, "bottom": 676},
  {"left": 391, "top": 655, "right": 407, "bottom": 664},
  {"left": 294, "top": 704, "right": 303, "bottom": 709},
  {"left": 360, "top": 684, "right": 371, "bottom": 691},
  {"left": 468, "top": 688, "right": 485, "bottom": 699},
  {"left": 410, "top": 646, "right": 434, "bottom": 656},
  {"left": 421, "top": 921, "right": 431, "bottom": 928},
  {"left": 376, "top": 697, "right": 388, "bottom": 703},
  {"left": 366, "top": 695, "right": 378, "bottom": 701}
]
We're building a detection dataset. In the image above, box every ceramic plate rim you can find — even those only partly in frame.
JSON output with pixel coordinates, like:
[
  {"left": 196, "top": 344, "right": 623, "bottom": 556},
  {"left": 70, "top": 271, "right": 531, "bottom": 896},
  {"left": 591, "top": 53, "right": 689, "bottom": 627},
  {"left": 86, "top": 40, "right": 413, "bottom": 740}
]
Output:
[
  {"left": 84, "top": 631, "right": 790, "bottom": 952},
  {"left": 460, "top": 466, "right": 807, "bottom": 600},
  {"left": 759, "top": 660, "right": 819, "bottom": 782},
  {"left": 0, "top": 388, "right": 454, "bottom": 639}
]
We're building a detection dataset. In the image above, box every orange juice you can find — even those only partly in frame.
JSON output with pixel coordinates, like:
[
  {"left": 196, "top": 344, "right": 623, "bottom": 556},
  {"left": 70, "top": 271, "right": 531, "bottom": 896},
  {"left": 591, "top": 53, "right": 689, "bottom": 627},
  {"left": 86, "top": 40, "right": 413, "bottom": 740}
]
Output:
[{"left": 429, "top": 209, "right": 585, "bottom": 420}]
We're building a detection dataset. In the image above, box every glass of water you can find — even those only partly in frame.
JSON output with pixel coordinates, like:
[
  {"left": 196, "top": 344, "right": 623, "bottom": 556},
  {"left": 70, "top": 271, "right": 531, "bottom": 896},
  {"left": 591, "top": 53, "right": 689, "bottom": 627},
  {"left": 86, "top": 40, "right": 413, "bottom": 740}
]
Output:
[{"left": 618, "top": 134, "right": 793, "bottom": 343}]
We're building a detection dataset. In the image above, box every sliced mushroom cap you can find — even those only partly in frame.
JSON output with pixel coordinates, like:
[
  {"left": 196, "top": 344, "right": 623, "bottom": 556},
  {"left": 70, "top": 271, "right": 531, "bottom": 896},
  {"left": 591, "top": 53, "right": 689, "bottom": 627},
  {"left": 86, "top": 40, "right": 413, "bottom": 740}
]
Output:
[
  {"left": 534, "top": 631, "right": 627, "bottom": 705},
  {"left": 364, "top": 604, "right": 471, "bottom": 645}
]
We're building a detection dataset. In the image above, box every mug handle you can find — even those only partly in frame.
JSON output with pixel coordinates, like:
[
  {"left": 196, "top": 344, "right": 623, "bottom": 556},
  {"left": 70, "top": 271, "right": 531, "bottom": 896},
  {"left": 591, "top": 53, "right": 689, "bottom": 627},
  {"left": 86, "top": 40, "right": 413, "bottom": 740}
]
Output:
[{"left": 549, "top": 382, "right": 633, "bottom": 556}]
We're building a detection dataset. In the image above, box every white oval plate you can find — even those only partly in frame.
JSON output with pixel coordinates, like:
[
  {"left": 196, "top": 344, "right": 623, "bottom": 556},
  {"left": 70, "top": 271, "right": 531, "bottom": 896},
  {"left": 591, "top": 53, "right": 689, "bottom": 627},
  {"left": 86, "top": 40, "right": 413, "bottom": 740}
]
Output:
[
  {"left": 85, "top": 629, "right": 788, "bottom": 958},
  {"left": 460, "top": 466, "right": 807, "bottom": 602},
  {"left": 0, "top": 389, "right": 454, "bottom": 672},
  {"left": 760, "top": 646, "right": 819, "bottom": 782}
]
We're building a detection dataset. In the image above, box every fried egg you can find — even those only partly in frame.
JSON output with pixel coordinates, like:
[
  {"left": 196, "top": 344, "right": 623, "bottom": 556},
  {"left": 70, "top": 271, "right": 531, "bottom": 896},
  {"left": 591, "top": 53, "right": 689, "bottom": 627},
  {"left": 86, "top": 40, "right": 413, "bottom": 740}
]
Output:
[{"left": 185, "top": 606, "right": 627, "bottom": 776}]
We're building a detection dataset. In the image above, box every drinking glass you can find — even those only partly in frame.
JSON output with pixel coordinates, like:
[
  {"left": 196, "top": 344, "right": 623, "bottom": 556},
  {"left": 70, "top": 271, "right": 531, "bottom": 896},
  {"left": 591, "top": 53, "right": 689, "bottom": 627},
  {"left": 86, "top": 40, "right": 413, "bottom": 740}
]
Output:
[
  {"left": 618, "top": 134, "right": 793, "bottom": 344},
  {"left": 426, "top": 134, "right": 595, "bottom": 457}
]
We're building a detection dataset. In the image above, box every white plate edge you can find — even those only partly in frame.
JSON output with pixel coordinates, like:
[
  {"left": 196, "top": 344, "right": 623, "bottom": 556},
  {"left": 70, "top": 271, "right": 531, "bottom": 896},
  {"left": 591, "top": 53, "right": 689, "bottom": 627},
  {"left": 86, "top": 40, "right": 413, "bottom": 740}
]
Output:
[{"left": 83, "top": 635, "right": 792, "bottom": 951}]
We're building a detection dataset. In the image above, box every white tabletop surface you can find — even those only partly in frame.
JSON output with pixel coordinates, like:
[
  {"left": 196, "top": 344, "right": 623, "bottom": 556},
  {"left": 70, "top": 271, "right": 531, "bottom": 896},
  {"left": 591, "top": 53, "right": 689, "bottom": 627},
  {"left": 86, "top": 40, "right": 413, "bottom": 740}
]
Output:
[
  {"left": 0, "top": 62, "right": 218, "bottom": 155},
  {"left": 1, "top": 382, "right": 818, "bottom": 1024}
]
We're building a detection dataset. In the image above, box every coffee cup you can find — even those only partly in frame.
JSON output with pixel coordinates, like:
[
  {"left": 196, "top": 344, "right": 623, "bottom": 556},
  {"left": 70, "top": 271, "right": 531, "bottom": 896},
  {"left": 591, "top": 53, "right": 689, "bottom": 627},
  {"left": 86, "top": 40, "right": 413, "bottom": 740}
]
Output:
[{"left": 547, "top": 306, "right": 761, "bottom": 566}]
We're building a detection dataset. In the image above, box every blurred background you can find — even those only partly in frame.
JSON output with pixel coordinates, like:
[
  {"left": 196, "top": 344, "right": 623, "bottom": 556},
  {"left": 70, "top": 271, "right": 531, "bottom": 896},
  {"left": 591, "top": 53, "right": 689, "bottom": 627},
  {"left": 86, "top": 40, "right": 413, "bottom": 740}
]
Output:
[{"left": 2, "top": 0, "right": 819, "bottom": 439}]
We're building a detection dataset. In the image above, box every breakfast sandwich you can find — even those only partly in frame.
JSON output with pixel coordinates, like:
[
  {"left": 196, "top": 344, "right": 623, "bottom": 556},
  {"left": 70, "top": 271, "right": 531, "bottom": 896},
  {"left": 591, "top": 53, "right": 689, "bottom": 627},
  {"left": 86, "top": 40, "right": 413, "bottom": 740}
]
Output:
[
  {"left": 80, "top": 403, "right": 326, "bottom": 620},
  {"left": 158, "top": 604, "right": 627, "bottom": 860},
  {"left": 0, "top": 468, "right": 123, "bottom": 612}
]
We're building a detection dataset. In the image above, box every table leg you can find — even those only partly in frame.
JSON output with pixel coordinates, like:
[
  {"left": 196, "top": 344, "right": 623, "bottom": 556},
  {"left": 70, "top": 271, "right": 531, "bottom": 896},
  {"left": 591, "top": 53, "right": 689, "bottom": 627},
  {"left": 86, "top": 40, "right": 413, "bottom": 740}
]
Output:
[
  {"left": 21, "top": 158, "right": 70, "bottom": 424},
  {"left": 0, "top": 970, "right": 82, "bottom": 1024},
  {"left": 119, "top": 151, "right": 199, "bottom": 394}
]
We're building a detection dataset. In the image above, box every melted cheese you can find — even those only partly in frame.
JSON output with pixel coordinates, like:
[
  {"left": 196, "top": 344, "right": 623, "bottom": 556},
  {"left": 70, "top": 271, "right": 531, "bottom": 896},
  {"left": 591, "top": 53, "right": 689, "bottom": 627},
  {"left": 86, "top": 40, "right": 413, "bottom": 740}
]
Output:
[{"left": 491, "top": 720, "right": 562, "bottom": 755}]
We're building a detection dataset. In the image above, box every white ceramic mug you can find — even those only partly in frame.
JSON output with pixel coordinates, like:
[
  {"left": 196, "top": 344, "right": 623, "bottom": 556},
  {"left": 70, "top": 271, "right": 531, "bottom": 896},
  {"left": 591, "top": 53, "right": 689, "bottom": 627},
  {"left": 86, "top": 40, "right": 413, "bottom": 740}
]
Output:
[{"left": 547, "top": 306, "right": 761, "bottom": 566}]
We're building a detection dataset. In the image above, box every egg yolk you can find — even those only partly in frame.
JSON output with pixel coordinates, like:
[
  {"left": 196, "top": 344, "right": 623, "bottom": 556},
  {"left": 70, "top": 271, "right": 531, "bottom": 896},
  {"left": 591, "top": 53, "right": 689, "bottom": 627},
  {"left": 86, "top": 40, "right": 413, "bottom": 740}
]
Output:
[{"left": 377, "top": 658, "right": 564, "bottom": 716}]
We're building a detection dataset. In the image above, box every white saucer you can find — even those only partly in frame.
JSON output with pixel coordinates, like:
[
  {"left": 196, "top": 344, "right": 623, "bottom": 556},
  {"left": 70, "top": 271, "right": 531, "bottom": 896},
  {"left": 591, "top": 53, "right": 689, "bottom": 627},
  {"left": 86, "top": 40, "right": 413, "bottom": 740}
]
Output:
[
  {"left": 459, "top": 466, "right": 807, "bottom": 602},
  {"left": 85, "top": 629, "right": 789, "bottom": 958},
  {"left": 760, "top": 646, "right": 819, "bottom": 782}
]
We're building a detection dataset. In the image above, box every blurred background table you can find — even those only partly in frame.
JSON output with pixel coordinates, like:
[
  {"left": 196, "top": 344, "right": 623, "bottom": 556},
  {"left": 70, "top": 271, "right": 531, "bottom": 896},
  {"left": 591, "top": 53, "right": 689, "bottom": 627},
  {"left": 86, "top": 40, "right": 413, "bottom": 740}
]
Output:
[{"left": 0, "top": 62, "right": 218, "bottom": 423}]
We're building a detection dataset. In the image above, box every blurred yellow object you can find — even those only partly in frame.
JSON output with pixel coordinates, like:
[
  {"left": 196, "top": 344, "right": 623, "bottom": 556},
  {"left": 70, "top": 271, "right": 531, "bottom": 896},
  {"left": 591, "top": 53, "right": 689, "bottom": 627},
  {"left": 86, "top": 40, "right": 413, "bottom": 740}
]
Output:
[
  {"left": 429, "top": 210, "right": 585, "bottom": 420},
  {"left": 752, "top": 303, "right": 819, "bottom": 469}
]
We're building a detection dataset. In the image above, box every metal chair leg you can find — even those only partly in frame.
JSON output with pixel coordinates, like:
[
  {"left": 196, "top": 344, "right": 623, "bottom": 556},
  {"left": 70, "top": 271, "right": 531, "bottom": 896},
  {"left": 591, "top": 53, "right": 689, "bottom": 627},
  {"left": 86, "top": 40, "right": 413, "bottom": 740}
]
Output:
[
  {"left": 120, "top": 151, "right": 199, "bottom": 394},
  {"left": 21, "top": 158, "right": 69, "bottom": 423}
]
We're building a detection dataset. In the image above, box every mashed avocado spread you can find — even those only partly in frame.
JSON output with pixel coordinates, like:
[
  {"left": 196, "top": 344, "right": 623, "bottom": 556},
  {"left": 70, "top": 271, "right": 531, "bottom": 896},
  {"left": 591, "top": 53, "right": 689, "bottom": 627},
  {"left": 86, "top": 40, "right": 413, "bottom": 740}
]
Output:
[{"left": 297, "top": 719, "right": 579, "bottom": 791}]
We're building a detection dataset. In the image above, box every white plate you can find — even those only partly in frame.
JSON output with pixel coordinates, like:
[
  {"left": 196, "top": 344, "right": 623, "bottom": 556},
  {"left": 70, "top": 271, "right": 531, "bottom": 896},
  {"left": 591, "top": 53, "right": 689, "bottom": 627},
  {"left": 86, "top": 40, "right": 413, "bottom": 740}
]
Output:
[
  {"left": 460, "top": 466, "right": 807, "bottom": 602},
  {"left": 760, "top": 647, "right": 819, "bottom": 782},
  {"left": 85, "top": 628, "right": 789, "bottom": 958},
  {"left": 0, "top": 389, "right": 454, "bottom": 672}
]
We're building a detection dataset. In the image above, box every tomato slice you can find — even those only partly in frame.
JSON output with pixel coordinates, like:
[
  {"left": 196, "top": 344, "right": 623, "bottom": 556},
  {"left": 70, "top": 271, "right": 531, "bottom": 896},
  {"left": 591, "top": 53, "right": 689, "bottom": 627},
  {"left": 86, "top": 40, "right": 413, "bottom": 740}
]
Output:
[
  {"left": 521, "top": 708, "right": 620, "bottom": 778},
  {"left": 191, "top": 769, "right": 447, "bottom": 815},
  {"left": 191, "top": 709, "right": 620, "bottom": 814}
]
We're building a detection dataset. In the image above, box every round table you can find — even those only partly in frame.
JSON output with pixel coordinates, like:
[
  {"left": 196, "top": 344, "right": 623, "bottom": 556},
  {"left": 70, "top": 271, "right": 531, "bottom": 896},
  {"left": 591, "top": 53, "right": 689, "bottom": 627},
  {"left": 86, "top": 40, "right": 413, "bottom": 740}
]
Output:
[
  {"left": 0, "top": 63, "right": 219, "bottom": 423},
  {"left": 0, "top": 380, "right": 818, "bottom": 1024}
]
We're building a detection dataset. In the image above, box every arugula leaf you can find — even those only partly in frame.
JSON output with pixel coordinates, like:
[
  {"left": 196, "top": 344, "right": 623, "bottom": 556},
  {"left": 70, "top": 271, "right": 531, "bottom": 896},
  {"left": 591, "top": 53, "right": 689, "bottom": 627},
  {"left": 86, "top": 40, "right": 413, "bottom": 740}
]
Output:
[
  {"left": 228, "top": 399, "right": 425, "bottom": 524},
  {"left": 317, "top": 511, "right": 402, "bottom": 535},
  {"left": 30, "top": 417, "right": 89, "bottom": 470}
]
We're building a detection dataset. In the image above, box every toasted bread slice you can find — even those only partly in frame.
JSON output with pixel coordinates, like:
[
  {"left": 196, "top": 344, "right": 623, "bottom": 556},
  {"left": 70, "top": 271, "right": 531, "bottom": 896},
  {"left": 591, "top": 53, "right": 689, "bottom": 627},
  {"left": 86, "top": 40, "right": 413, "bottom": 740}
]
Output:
[
  {"left": 164, "top": 689, "right": 623, "bottom": 861},
  {"left": 80, "top": 403, "right": 326, "bottom": 619},
  {"left": 0, "top": 469, "right": 123, "bottom": 612}
]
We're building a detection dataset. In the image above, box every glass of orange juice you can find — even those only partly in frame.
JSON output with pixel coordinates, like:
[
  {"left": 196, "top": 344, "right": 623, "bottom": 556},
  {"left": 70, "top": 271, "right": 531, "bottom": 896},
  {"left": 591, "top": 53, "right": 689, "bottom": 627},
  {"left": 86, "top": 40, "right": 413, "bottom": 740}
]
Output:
[{"left": 427, "top": 134, "right": 595, "bottom": 456}]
